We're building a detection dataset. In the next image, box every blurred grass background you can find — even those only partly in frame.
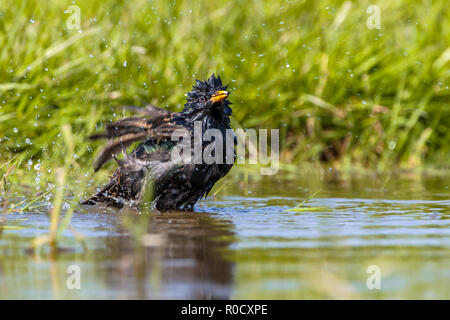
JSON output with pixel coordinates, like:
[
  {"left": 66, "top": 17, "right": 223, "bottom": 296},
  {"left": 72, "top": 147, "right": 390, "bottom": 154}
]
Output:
[{"left": 0, "top": 0, "right": 449, "bottom": 188}]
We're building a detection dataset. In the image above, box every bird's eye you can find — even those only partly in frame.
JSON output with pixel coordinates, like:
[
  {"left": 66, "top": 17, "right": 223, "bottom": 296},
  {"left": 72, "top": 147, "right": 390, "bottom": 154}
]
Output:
[{"left": 223, "top": 104, "right": 232, "bottom": 115}]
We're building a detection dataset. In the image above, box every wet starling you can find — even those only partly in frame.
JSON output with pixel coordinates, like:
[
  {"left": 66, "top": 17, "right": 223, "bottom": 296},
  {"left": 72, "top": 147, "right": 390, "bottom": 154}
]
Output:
[{"left": 82, "top": 74, "right": 235, "bottom": 211}]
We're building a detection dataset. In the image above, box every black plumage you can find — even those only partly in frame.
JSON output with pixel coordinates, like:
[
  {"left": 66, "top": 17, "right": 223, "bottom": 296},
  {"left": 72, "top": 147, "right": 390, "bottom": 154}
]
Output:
[{"left": 82, "top": 74, "right": 235, "bottom": 211}]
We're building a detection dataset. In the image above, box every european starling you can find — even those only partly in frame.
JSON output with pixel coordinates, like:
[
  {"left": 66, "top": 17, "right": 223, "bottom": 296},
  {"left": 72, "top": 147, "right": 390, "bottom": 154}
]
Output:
[{"left": 82, "top": 74, "right": 235, "bottom": 211}]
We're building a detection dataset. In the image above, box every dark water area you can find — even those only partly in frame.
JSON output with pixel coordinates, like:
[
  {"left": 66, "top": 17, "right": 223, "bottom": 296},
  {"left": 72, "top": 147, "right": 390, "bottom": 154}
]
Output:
[{"left": 0, "top": 172, "right": 449, "bottom": 299}]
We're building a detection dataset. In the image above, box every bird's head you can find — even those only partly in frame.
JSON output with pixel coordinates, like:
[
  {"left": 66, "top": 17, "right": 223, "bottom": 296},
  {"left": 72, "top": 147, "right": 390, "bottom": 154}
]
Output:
[{"left": 183, "top": 74, "right": 232, "bottom": 117}]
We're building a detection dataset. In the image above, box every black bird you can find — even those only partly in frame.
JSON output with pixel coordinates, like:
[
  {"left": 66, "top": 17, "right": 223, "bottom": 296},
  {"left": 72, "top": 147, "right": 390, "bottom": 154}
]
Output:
[{"left": 82, "top": 74, "right": 235, "bottom": 211}]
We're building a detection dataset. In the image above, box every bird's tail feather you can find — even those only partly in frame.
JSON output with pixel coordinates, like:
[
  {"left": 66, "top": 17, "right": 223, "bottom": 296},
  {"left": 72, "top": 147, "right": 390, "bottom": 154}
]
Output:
[{"left": 82, "top": 153, "right": 148, "bottom": 208}]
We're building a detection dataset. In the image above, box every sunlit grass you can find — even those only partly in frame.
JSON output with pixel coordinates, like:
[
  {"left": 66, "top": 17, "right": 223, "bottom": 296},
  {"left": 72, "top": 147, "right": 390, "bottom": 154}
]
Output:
[
  {"left": 27, "top": 124, "right": 82, "bottom": 251},
  {"left": 283, "top": 189, "right": 327, "bottom": 212},
  {"left": 0, "top": 0, "right": 448, "bottom": 178}
]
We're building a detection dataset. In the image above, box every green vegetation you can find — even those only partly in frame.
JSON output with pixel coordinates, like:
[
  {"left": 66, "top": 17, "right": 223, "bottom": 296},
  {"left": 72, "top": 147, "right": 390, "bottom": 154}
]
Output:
[{"left": 0, "top": 0, "right": 449, "bottom": 191}]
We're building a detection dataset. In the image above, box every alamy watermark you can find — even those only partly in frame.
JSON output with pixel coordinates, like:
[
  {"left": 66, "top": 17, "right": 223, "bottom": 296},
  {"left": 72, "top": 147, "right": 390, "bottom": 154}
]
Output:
[
  {"left": 170, "top": 121, "right": 280, "bottom": 175},
  {"left": 366, "top": 5, "right": 381, "bottom": 29},
  {"left": 65, "top": 5, "right": 81, "bottom": 30},
  {"left": 366, "top": 265, "right": 381, "bottom": 290},
  {"left": 66, "top": 264, "right": 81, "bottom": 290}
]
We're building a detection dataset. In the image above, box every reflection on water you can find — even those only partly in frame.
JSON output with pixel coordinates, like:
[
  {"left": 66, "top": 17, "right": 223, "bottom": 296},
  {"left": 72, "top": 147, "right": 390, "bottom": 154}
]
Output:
[
  {"left": 0, "top": 172, "right": 449, "bottom": 299},
  {"left": 0, "top": 211, "right": 235, "bottom": 299},
  {"left": 101, "top": 211, "right": 235, "bottom": 299}
]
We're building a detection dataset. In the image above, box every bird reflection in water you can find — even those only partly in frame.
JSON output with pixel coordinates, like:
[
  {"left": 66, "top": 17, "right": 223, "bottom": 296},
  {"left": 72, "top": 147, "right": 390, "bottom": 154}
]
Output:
[{"left": 101, "top": 208, "right": 235, "bottom": 299}]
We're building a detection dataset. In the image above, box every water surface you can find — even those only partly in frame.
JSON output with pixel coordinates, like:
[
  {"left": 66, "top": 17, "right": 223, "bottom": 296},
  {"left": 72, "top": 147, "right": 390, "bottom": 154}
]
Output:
[{"left": 1, "top": 172, "right": 449, "bottom": 299}]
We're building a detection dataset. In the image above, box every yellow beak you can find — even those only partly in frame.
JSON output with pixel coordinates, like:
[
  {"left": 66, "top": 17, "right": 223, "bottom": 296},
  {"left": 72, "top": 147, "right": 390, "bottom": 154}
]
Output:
[{"left": 209, "top": 90, "right": 229, "bottom": 103}]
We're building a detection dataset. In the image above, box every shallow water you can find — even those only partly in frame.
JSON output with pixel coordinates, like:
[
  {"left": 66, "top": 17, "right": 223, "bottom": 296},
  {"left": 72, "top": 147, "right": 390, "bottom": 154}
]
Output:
[{"left": 1, "top": 172, "right": 449, "bottom": 299}]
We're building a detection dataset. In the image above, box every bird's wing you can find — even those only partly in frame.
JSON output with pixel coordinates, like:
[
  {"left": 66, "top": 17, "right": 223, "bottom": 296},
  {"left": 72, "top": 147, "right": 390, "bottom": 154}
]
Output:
[
  {"left": 119, "top": 104, "right": 171, "bottom": 118},
  {"left": 90, "top": 107, "right": 186, "bottom": 172}
]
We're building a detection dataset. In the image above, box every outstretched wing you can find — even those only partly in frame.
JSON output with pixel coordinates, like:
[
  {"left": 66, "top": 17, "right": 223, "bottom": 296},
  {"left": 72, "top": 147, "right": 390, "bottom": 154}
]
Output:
[{"left": 90, "top": 105, "right": 185, "bottom": 172}]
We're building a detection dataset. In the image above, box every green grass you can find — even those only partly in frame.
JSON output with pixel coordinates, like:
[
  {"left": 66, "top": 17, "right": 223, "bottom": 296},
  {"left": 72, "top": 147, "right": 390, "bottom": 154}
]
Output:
[{"left": 0, "top": 0, "right": 449, "bottom": 192}]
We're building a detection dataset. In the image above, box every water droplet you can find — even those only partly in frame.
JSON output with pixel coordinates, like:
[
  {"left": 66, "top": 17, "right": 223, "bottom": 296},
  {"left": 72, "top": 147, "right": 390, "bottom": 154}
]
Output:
[{"left": 389, "top": 141, "right": 396, "bottom": 150}]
